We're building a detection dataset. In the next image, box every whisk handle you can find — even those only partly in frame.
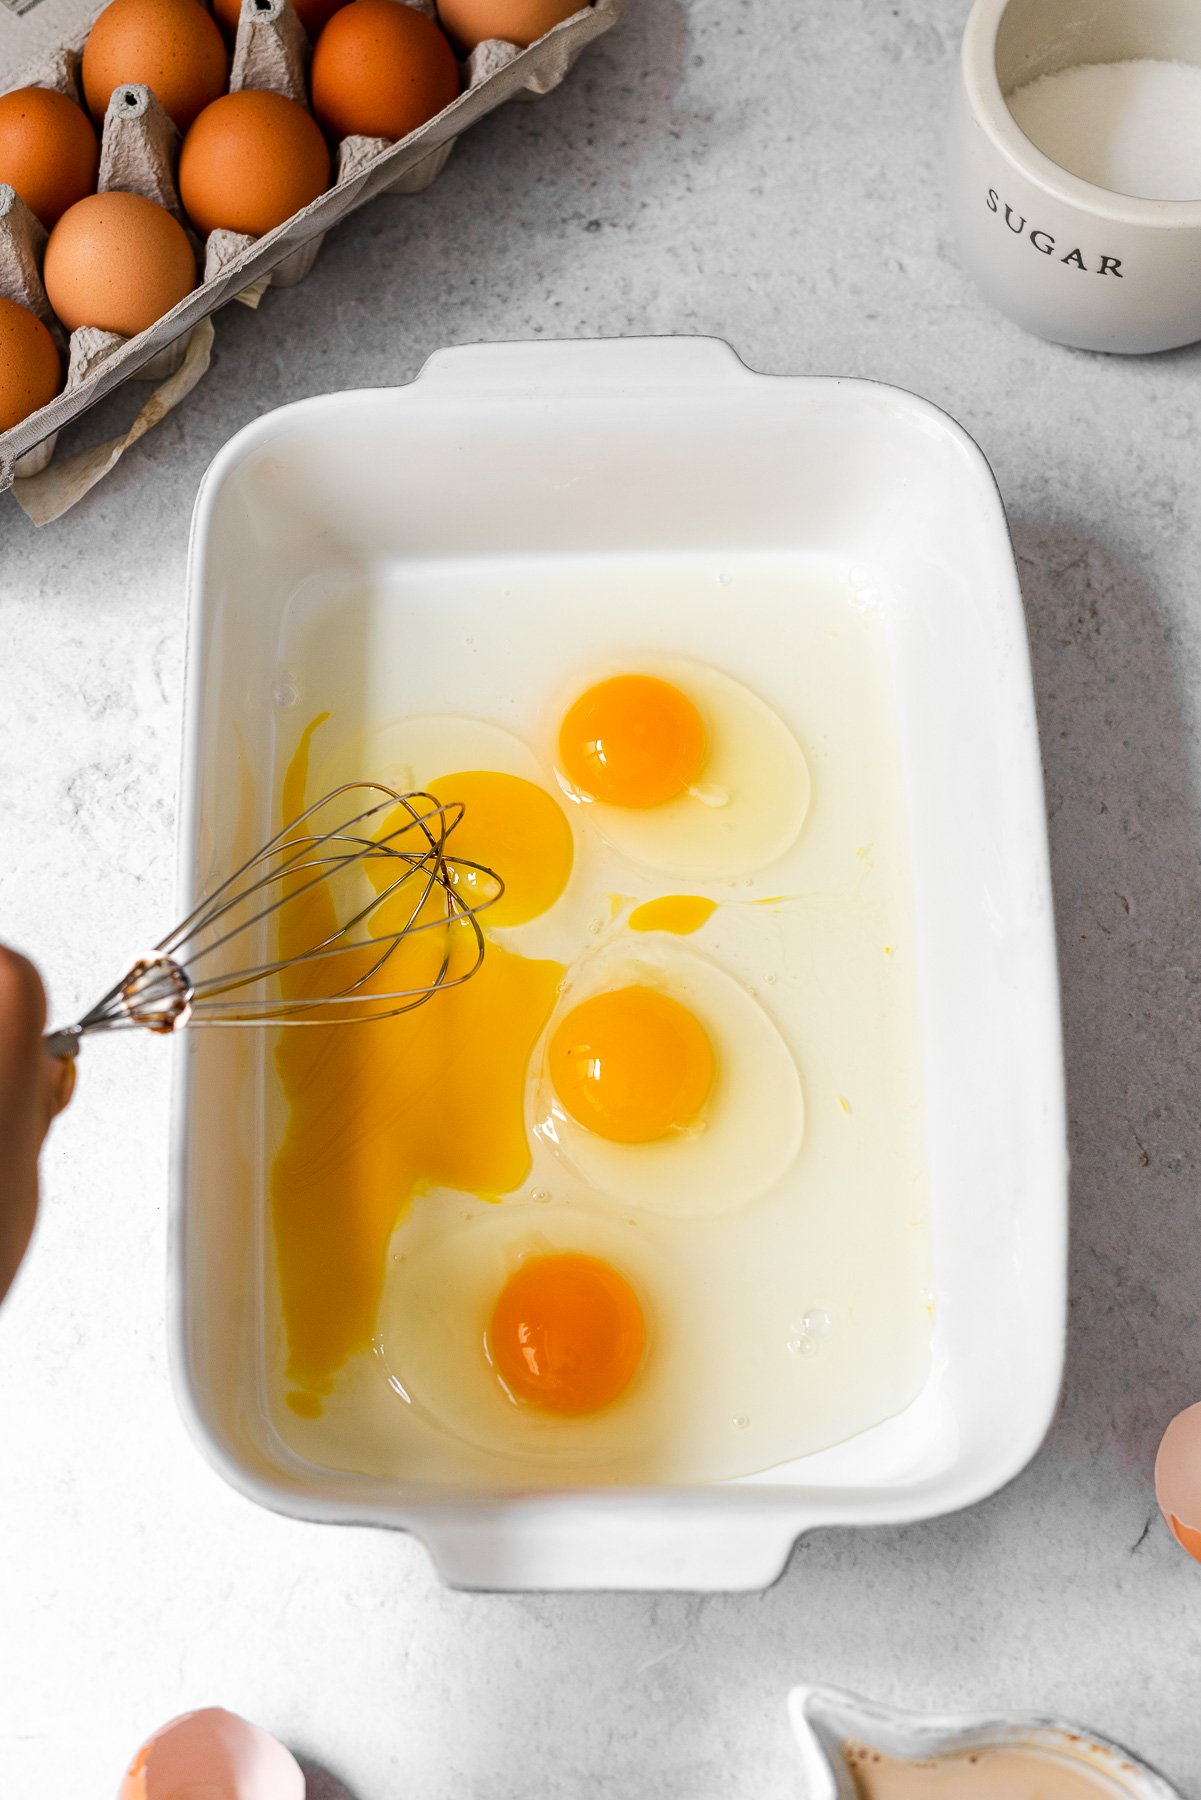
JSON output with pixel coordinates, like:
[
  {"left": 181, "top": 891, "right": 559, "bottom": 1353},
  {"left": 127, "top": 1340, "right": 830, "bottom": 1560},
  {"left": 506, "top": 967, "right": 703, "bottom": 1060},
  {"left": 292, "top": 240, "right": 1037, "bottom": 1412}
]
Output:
[{"left": 44, "top": 1027, "right": 81, "bottom": 1061}]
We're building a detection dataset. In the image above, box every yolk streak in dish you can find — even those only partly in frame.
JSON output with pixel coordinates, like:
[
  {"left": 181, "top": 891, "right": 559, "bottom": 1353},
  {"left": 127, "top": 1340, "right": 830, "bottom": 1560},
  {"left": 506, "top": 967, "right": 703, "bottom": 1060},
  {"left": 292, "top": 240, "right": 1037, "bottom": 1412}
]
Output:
[
  {"left": 627, "top": 894, "right": 717, "bottom": 935},
  {"left": 271, "top": 714, "right": 565, "bottom": 1409}
]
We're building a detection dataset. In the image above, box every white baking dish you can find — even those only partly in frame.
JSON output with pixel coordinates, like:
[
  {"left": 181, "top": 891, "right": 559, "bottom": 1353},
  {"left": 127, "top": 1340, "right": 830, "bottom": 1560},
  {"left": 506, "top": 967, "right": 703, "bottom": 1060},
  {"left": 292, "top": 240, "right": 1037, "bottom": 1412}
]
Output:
[{"left": 175, "top": 336, "right": 1066, "bottom": 1591}]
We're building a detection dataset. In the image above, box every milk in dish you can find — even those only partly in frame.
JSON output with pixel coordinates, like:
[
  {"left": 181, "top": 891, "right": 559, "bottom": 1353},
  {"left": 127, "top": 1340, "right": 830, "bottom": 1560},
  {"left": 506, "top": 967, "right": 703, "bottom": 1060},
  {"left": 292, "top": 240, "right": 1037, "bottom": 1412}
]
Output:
[{"left": 263, "top": 554, "right": 932, "bottom": 1486}]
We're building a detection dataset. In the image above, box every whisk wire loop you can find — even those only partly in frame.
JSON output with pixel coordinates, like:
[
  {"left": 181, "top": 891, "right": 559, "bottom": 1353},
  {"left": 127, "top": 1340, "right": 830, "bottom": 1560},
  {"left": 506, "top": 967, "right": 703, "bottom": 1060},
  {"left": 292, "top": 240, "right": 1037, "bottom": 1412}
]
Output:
[{"left": 44, "top": 782, "right": 502, "bottom": 1056}]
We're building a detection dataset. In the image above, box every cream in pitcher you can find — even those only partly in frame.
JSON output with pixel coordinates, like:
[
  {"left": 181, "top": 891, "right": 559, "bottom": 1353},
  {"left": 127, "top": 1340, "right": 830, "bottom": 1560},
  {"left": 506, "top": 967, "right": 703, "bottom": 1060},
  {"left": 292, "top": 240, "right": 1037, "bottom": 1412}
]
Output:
[{"left": 845, "top": 1742, "right": 1131, "bottom": 1800}]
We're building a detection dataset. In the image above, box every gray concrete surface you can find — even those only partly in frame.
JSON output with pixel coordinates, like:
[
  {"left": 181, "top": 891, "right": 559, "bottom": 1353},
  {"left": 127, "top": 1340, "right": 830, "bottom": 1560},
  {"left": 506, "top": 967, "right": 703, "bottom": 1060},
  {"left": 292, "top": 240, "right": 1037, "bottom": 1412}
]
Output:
[{"left": 3, "top": 0, "right": 1201, "bottom": 1794}]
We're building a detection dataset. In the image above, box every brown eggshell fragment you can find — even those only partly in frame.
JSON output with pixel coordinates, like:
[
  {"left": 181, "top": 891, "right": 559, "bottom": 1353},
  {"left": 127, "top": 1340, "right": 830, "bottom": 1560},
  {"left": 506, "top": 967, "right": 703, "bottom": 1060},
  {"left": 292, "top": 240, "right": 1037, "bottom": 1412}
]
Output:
[
  {"left": 311, "top": 0, "right": 459, "bottom": 142},
  {"left": 179, "top": 91, "right": 331, "bottom": 238},
  {"left": 0, "top": 295, "right": 61, "bottom": 429},
  {"left": 436, "top": 0, "right": 581, "bottom": 52},
  {"left": 1155, "top": 1400, "right": 1201, "bottom": 1562},
  {"left": 0, "top": 87, "right": 99, "bottom": 229},
  {"left": 83, "top": 0, "right": 230, "bottom": 131},
  {"left": 118, "top": 1706, "right": 306, "bottom": 1800},
  {"left": 44, "top": 191, "right": 197, "bottom": 336}
]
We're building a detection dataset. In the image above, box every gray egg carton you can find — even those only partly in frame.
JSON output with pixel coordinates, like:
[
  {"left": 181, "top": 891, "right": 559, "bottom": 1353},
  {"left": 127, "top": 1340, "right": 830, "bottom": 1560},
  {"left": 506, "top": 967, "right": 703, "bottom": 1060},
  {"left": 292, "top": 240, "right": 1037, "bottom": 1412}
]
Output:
[{"left": 0, "top": 0, "right": 621, "bottom": 491}]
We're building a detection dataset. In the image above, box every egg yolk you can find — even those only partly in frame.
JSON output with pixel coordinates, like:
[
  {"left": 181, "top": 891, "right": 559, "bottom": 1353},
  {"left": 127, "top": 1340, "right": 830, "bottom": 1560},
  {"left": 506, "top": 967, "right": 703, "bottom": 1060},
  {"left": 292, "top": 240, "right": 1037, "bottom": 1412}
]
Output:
[
  {"left": 558, "top": 674, "right": 707, "bottom": 809},
  {"left": 548, "top": 984, "right": 715, "bottom": 1143},
  {"left": 487, "top": 1252, "right": 645, "bottom": 1415},
  {"left": 366, "top": 769, "right": 572, "bottom": 931}
]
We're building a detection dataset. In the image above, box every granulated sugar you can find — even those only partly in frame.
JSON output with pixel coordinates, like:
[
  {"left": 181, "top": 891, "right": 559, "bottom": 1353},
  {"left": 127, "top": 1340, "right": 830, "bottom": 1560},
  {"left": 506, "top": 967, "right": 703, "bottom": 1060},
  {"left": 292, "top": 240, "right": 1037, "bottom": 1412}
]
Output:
[{"left": 1007, "top": 58, "right": 1201, "bottom": 201}]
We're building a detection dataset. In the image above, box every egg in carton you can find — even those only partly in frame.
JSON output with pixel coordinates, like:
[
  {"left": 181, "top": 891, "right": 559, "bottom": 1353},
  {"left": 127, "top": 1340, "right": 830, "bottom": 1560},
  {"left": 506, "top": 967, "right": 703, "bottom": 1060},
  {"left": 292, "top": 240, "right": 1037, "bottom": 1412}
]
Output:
[
  {"left": 0, "top": 0, "right": 621, "bottom": 504},
  {"left": 0, "top": 74, "right": 192, "bottom": 480}
]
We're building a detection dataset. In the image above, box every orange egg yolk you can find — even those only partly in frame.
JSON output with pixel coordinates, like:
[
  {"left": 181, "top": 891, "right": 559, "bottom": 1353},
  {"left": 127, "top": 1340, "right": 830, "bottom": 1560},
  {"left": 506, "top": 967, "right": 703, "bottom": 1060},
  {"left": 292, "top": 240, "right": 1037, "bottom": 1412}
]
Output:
[
  {"left": 272, "top": 719, "right": 566, "bottom": 1410},
  {"left": 548, "top": 984, "right": 715, "bottom": 1144},
  {"left": 487, "top": 1252, "right": 646, "bottom": 1415},
  {"left": 558, "top": 674, "right": 707, "bottom": 809},
  {"left": 367, "top": 769, "right": 573, "bottom": 929}
]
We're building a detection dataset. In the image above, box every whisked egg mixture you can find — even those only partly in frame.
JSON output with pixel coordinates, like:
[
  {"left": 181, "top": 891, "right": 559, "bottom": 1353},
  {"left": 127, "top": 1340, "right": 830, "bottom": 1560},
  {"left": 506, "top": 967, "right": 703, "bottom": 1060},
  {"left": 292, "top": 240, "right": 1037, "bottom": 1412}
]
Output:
[{"left": 264, "top": 555, "right": 931, "bottom": 1486}]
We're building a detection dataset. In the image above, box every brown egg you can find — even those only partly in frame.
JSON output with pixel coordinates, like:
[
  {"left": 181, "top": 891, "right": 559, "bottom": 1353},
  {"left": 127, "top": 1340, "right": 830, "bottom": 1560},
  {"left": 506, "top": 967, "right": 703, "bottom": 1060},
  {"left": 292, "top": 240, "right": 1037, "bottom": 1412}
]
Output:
[
  {"left": 311, "top": 0, "right": 459, "bottom": 143},
  {"left": 211, "top": 0, "right": 350, "bottom": 43},
  {"left": 82, "top": 0, "right": 229, "bottom": 131},
  {"left": 179, "top": 91, "right": 330, "bottom": 237},
  {"left": 0, "top": 88, "right": 99, "bottom": 229},
  {"left": 0, "top": 296, "right": 61, "bottom": 430},
  {"left": 44, "top": 191, "right": 197, "bottom": 336},
  {"left": 436, "top": 0, "right": 580, "bottom": 53}
]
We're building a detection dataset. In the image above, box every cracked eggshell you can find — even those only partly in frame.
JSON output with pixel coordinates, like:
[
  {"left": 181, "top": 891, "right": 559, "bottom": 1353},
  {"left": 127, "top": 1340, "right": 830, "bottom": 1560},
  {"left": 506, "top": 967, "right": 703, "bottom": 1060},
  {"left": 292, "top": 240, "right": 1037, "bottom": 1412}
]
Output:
[
  {"left": 1155, "top": 1401, "right": 1201, "bottom": 1561},
  {"left": 118, "top": 1707, "right": 305, "bottom": 1800}
]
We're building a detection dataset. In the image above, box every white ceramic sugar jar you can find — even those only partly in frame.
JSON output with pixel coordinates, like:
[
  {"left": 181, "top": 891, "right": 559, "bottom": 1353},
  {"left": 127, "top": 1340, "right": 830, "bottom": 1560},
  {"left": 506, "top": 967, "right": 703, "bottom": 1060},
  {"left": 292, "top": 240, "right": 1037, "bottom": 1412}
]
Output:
[{"left": 948, "top": 0, "right": 1201, "bottom": 352}]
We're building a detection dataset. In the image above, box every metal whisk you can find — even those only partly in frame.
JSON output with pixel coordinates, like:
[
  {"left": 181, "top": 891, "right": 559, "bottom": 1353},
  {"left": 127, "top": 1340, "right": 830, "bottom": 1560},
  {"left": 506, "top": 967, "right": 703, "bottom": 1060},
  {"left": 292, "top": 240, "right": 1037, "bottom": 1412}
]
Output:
[{"left": 43, "top": 782, "right": 503, "bottom": 1060}]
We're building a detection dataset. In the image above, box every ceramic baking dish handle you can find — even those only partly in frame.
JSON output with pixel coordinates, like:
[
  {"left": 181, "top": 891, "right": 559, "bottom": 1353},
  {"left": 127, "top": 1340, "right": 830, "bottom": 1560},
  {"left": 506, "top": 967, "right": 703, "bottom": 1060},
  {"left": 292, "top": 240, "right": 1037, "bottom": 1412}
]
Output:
[
  {"left": 406, "top": 1499, "right": 813, "bottom": 1593},
  {"left": 415, "top": 334, "right": 755, "bottom": 400}
]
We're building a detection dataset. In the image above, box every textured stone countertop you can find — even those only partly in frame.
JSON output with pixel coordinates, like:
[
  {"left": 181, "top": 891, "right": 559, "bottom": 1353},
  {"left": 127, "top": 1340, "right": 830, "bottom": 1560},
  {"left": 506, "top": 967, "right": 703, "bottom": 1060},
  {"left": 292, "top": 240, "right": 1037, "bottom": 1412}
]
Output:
[{"left": 3, "top": 0, "right": 1201, "bottom": 1794}]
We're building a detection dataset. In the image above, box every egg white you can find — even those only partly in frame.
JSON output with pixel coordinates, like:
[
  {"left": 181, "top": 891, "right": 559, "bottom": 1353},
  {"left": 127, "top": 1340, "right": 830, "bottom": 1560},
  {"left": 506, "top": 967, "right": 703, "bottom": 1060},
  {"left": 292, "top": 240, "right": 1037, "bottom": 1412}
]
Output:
[
  {"left": 310, "top": 712, "right": 546, "bottom": 814},
  {"left": 550, "top": 656, "right": 811, "bottom": 880},
  {"left": 372, "top": 1199, "right": 679, "bottom": 1467},
  {"left": 532, "top": 940, "right": 804, "bottom": 1219}
]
